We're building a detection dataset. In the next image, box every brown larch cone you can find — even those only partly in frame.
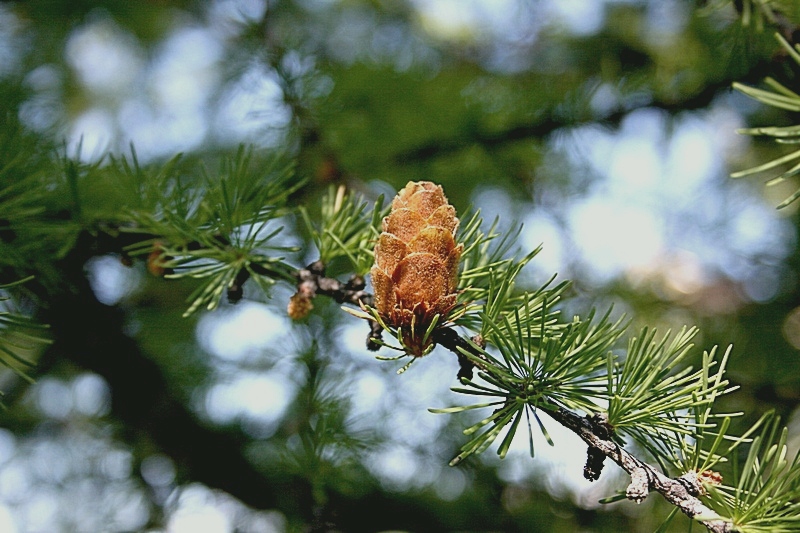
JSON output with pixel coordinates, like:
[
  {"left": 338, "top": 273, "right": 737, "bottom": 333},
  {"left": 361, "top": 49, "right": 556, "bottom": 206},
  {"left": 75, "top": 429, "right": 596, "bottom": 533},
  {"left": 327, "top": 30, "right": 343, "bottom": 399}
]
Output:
[{"left": 370, "top": 181, "right": 462, "bottom": 356}]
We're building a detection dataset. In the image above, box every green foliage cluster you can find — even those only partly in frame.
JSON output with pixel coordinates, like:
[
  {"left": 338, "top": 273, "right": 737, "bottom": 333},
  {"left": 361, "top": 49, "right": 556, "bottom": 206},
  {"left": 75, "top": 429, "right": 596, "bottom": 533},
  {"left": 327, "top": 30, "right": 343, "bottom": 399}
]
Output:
[
  {"left": 705, "top": 415, "right": 800, "bottom": 532},
  {"left": 0, "top": 278, "right": 48, "bottom": 388},
  {"left": 733, "top": 34, "right": 800, "bottom": 207},
  {"left": 119, "top": 147, "right": 302, "bottom": 316},
  {"left": 300, "top": 185, "right": 386, "bottom": 275}
]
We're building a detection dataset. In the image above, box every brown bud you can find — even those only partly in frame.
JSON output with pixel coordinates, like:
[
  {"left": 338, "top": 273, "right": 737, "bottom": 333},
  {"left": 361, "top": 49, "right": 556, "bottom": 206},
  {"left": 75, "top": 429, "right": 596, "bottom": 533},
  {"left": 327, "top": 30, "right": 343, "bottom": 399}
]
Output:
[
  {"left": 147, "top": 241, "right": 169, "bottom": 277},
  {"left": 371, "top": 181, "right": 462, "bottom": 356},
  {"left": 288, "top": 292, "right": 314, "bottom": 320},
  {"left": 698, "top": 469, "right": 723, "bottom": 487}
]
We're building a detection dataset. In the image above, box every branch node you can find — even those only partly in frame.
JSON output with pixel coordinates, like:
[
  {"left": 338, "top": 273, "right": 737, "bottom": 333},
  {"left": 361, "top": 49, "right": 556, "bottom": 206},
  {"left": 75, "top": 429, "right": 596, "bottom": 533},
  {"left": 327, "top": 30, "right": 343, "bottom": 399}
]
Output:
[
  {"left": 587, "top": 412, "right": 614, "bottom": 440},
  {"left": 345, "top": 274, "right": 365, "bottom": 292},
  {"left": 287, "top": 287, "right": 315, "bottom": 319},
  {"left": 471, "top": 334, "right": 485, "bottom": 348},
  {"left": 677, "top": 470, "right": 704, "bottom": 497},
  {"left": 227, "top": 268, "right": 251, "bottom": 304},
  {"left": 308, "top": 259, "right": 325, "bottom": 275},
  {"left": 626, "top": 467, "right": 650, "bottom": 504},
  {"left": 288, "top": 262, "right": 322, "bottom": 320}
]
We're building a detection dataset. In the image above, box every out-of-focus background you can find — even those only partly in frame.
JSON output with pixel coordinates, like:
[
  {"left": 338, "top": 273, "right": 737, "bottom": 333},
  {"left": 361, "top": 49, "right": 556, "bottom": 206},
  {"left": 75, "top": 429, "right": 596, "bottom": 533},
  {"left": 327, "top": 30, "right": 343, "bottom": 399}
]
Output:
[{"left": 0, "top": 0, "right": 799, "bottom": 531}]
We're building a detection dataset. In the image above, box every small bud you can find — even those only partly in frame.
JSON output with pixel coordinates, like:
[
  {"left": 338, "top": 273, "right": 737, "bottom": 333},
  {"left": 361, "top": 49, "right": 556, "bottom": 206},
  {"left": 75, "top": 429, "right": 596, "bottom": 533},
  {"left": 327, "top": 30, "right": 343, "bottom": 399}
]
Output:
[
  {"left": 147, "top": 241, "right": 169, "bottom": 277},
  {"left": 288, "top": 292, "right": 314, "bottom": 320},
  {"left": 698, "top": 469, "right": 723, "bottom": 486},
  {"left": 227, "top": 269, "right": 250, "bottom": 304}
]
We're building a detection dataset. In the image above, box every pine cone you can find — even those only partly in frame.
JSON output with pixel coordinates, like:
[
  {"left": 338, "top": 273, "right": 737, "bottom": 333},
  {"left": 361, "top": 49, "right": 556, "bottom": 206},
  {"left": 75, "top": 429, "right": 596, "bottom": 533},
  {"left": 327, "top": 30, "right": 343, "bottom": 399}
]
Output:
[{"left": 371, "top": 181, "right": 462, "bottom": 356}]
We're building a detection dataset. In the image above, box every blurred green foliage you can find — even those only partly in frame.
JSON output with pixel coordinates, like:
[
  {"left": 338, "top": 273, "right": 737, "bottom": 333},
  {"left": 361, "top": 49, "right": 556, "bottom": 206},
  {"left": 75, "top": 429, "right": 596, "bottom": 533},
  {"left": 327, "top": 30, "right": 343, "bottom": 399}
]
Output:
[{"left": 0, "top": 0, "right": 799, "bottom": 531}]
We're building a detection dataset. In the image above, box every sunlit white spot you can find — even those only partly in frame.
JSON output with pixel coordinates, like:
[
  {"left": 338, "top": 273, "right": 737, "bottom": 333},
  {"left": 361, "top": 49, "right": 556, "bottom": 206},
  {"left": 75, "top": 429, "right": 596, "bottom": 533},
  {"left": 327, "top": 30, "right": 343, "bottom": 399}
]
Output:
[
  {"left": 521, "top": 211, "right": 565, "bottom": 284},
  {"left": 86, "top": 255, "right": 141, "bottom": 306},
  {"left": 210, "top": 0, "right": 267, "bottom": 25},
  {"left": 71, "top": 373, "right": 111, "bottom": 417},
  {"left": 150, "top": 28, "right": 222, "bottom": 110},
  {"left": 197, "top": 302, "right": 289, "bottom": 361},
  {"left": 569, "top": 198, "right": 663, "bottom": 283},
  {"left": 205, "top": 373, "right": 293, "bottom": 427},
  {"left": 35, "top": 378, "right": 73, "bottom": 420},
  {"left": 214, "top": 65, "right": 291, "bottom": 145},
  {"left": 0, "top": 431, "right": 16, "bottom": 466},
  {"left": 101, "top": 449, "right": 133, "bottom": 480},
  {"left": 141, "top": 454, "right": 176, "bottom": 488},
  {"left": 68, "top": 109, "right": 114, "bottom": 162},
  {"left": 168, "top": 502, "right": 229, "bottom": 533},
  {"left": 608, "top": 137, "right": 661, "bottom": 195},
  {"left": 661, "top": 251, "right": 706, "bottom": 296},
  {"left": 413, "top": 0, "right": 485, "bottom": 40},
  {"left": 546, "top": 0, "right": 604, "bottom": 36},
  {"left": 367, "top": 444, "right": 422, "bottom": 491},
  {"left": 0, "top": 505, "right": 18, "bottom": 533},
  {"left": 66, "top": 19, "right": 143, "bottom": 93},
  {"left": 666, "top": 119, "right": 716, "bottom": 193}
]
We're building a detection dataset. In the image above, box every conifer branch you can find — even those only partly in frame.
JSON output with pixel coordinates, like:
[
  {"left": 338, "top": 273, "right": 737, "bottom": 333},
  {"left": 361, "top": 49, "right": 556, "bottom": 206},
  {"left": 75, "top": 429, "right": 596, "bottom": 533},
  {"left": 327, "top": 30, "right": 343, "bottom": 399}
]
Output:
[
  {"left": 432, "top": 326, "right": 736, "bottom": 532},
  {"left": 4, "top": 157, "right": 792, "bottom": 533}
]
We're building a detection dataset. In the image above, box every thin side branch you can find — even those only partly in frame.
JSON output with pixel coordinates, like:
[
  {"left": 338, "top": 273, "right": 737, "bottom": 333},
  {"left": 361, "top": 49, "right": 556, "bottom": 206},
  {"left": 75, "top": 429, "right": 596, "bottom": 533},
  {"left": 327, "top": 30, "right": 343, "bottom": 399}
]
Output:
[
  {"left": 287, "top": 260, "right": 373, "bottom": 324},
  {"left": 287, "top": 260, "right": 371, "bottom": 310},
  {"left": 293, "top": 260, "right": 373, "bottom": 307},
  {"left": 542, "top": 407, "right": 733, "bottom": 533},
  {"left": 432, "top": 327, "right": 480, "bottom": 380}
]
